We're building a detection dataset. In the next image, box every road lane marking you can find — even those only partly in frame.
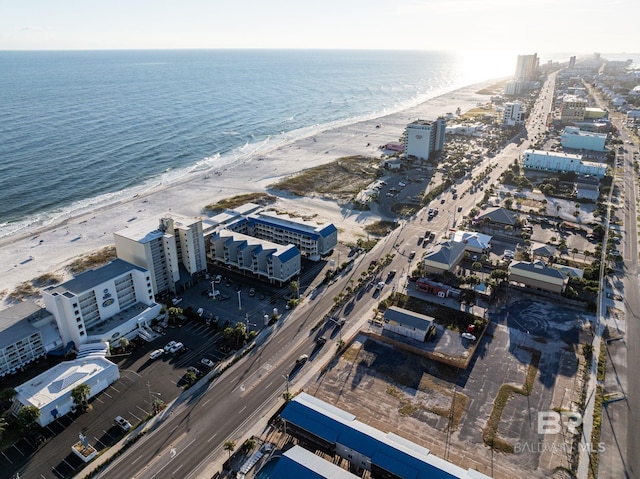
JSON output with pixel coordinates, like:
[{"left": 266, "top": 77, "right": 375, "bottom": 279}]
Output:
[
  {"left": 207, "top": 433, "right": 218, "bottom": 443},
  {"left": 238, "top": 406, "right": 246, "bottom": 414}
]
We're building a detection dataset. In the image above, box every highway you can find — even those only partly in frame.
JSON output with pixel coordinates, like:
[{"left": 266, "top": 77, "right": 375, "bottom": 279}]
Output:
[{"left": 94, "top": 74, "right": 558, "bottom": 479}]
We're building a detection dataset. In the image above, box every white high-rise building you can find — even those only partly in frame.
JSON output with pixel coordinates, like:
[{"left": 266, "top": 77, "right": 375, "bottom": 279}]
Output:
[
  {"left": 403, "top": 118, "right": 446, "bottom": 161},
  {"left": 114, "top": 214, "right": 207, "bottom": 294},
  {"left": 515, "top": 53, "right": 539, "bottom": 81},
  {"left": 42, "top": 259, "right": 160, "bottom": 347},
  {"left": 502, "top": 101, "right": 525, "bottom": 126}
]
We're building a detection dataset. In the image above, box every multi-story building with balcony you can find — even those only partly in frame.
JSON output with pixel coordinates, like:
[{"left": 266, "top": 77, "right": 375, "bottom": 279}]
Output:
[
  {"left": 114, "top": 214, "right": 206, "bottom": 295},
  {"left": 209, "top": 230, "right": 300, "bottom": 284},
  {"left": 42, "top": 259, "right": 160, "bottom": 347},
  {"left": 560, "top": 95, "right": 588, "bottom": 124},
  {"left": 403, "top": 118, "right": 446, "bottom": 161},
  {"left": 0, "top": 301, "right": 61, "bottom": 379},
  {"left": 522, "top": 149, "right": 607, "bottom": 178},
  {"left": 502, "top": 101, "right": 525, "bottom": 126},
  {"left": 224, "top": 211, "right": 337, "bottom": 261}
]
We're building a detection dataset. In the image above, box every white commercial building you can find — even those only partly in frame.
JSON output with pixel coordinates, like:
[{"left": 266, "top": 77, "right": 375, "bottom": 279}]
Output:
[
  {"left": 560, "top": 126, "right": 607, "bottom": 151},
  {"left": 114, "top": 214, "right": 207, "bottom": 295},
  {"left": 0, "top": 301, "right": 61, "bottom": 379},
  {"left": 514, "top": 53, "right": 539, "bottom": 81},
  {"left": 502, "top": 101, "right": 525, "bottom": 126},
  {"left": 42, "top": 259, "right": 161, "bottom": 347},
  {"left": 522, "top": 149, "right": 607, "bottom": 178},
  {"left": 11, "top": 355, "right": 119, "bottom": 427},
  {"left": 403, "top": 118, "right": 446, "bottom": 161},
  {"left": 209, "top": 230, "right": 301, "bottom": 285}
]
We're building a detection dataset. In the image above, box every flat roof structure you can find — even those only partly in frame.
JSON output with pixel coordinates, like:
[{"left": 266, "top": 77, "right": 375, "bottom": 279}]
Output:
[
  {"left": 0, "top": 301, "right": 51, "bottom": 350},
  {"left": 46, "top": 259, "right": 148, "bottom": 296},
  {"left": 268, "top": 446, "right": 358, "bottom": 479},
  {"left": 281, "top": 393, "right": 491, "bottom": 479}
]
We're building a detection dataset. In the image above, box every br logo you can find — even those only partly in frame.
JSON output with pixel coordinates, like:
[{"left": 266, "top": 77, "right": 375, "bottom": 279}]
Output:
[{"left": 538, "top": 411, "right": 582, "bottom": 435}]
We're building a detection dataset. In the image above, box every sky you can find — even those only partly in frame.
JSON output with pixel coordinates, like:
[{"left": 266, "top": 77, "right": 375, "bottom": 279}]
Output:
[{"left": 0, "top": 0, "right": 638, "bottom": 54}]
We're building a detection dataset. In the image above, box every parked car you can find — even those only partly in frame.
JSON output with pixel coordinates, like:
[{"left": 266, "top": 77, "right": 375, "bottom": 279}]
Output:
[
  {"left": 114, "top": 416, "right": 132, "bottom": 431},
  {"left": 149, "top": 349, "right": 164, "bottom": 359},
  {"left": 196, "top": 307, "right": 204, "bottom": 317},
  {"left": 171, "top": 298, "right": 183, "bottom": 306},
  {"left": 249, "top": 288, "right": 256, "bottom": 297},
  {"left": 200, "top": 358, "right": 215, "bottom": 368},
  {"left": 376, "top": 281, "right": 385, "bottom": 290},
  {"left": 295, "top": 354, "right": 309, "bottom": 365},
  {"left": 169, "top": 342, "right": 184, "bottom": 354},
  {"left": 163, "top": 341, "right": 177, "bottom": 352},
  {"left": 409, "top": 251, "right": 416, "bottom": 259},
  {"left": 461, "top": 332, "right": 477, "bottom": 341},
  {"left": 187, "top": 366, "right": 201, "bottom": 375}
]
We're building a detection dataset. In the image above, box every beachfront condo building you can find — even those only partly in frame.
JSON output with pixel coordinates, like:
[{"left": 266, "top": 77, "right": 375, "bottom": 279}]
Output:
[
  {"left": 502, "top": 101, "right": 525, "bottom": 127},
  {"left": 403, "top": 118, "right": 446, "bottom": 161},
  {"left": 522, "top": 149, "right": 607, "bottom": 178},
  {"left": 114, "top": 214, "right": 207, "bottom": 295},
  {"left": 560, "top": 95, "right": 588, "bottom": 124},
  {"left": 514, "top": 53, "right": 539, "bottom": 82},
  {"left": 42, "top": 259, "right": 161, "bottom": 347},
  {"left": 0, "top": 301, "right": 61, "bottom": 379},
  {"left": 209, "top": 230, "right": 301, "bottom": 285}
]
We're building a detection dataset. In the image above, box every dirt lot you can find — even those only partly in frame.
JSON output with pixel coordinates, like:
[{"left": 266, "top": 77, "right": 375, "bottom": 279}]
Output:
[{"left": 306, "top": 297, "right": 592, "bottom": 479}]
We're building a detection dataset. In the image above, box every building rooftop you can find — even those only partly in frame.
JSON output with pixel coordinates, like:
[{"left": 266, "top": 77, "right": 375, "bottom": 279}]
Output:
[
  {"left": 114, "top": 213, "right": 201, "bottom": 242},
  {"left": 14, "top": 356, "right": 117, "bottom": 408},
  {"left": 524, "top": 149, "right": 583, "bottom": 160},
  {"left": 269, "top": 446, "right": 358, "bottom": 479},
  {"left": 0, "top": 301, "right": 53, "bottom": 350},
  {"left": 45, "top": 259, "right": 148, "bottom": 296},
  {"left": 281, "top": 393, "right": 491, "bottom": 479},
  {"left": 383, "top": 306, "right": 434, "bottom": 330},
  {"left": 509, "top": 261, "right": 567, "bottom": 279}
]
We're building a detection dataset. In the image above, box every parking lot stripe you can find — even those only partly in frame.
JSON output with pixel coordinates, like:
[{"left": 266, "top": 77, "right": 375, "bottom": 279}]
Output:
[
  {"left": 103, "top": 392, "right": 113, "bottom": 398},
  {"left": 130, "top": 411, "right": 142, "bottom": 422},
  {"left": 137, "top": 405, "right": 149, "bottom": 416},
  {"left": 12, "top": 443, "right": 25, "bottom": 456},
  {"left": 94, "top": 437, "right": 108, "bottom": 449},
  {"left": 52, "top": 466, "right": 65, "bottom": 478},
  {"left": 62, "top": 458, "right": 76, "bottom": 472},
  {"left": 1, "top": 450, "right": 13, "bottom": 464},
  {"left": 110, "top": 385, "right": 120, "bottom": 393}
]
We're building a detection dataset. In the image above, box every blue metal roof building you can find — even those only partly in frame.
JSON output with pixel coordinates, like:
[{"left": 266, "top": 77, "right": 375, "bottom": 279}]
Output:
[{"left": 280, "top": 393, "right": 492, "bottom": 479}]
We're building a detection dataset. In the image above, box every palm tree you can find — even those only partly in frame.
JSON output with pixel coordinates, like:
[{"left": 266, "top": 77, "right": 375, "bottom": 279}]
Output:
[
  {"left": 17, "top": 405, "right": 40, "bottom": 430},
  {"left": 71, "top": 383, "right": 91, "bottom": 412},
  {"left": 289, "top": 280, "right": 299, "bottom": 300},
  {"left": 118, "top": 337, "right": 129, "bottom": 353},
  {"left": 572, "top": 248, "right": 579, "bottom": 260},
  {"left": 223, "top": 440, "right": 236, "bottom": 458},
  {"left": 0, "top": 416, "right": 7, "bottom": 438}
]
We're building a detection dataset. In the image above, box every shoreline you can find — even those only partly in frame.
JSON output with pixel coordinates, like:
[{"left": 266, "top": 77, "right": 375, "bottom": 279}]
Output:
[{"left": 0, "top": 76, "right": 501, "bottom": 307}]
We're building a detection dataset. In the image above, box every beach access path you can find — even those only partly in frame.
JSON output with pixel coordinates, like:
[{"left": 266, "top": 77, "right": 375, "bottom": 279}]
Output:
[{"left": 0, "top": 78, "right": 500, "bottom": 306}]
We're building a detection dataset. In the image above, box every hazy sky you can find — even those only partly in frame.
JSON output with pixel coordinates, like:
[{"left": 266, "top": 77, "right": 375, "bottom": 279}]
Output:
[{"left": 1, "top": 0, "right": 638, "bottom": 53}]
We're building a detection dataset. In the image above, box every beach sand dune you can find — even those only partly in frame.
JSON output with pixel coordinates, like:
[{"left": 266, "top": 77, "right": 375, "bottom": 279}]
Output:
[{"left": 0, "top": 79, "right": 496, "bottom": 306}]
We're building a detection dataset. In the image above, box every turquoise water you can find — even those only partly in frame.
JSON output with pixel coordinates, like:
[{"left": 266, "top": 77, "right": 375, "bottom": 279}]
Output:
[
  {"left": 0, "top": 49, "right": 514, "bottom": 236},
  {"left": 254, "top": 456, "right": 279, "bottom": 479}
]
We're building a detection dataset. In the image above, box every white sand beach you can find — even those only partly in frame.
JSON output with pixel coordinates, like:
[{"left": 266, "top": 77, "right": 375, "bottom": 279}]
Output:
[{"left": 0, "top": 78, "right": 497, "bottom": 305}]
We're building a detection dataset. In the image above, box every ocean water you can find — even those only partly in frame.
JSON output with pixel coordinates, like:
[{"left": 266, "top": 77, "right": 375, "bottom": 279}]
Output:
[{"left": 0, "top": 49, "right": 516, "bottom": 237}]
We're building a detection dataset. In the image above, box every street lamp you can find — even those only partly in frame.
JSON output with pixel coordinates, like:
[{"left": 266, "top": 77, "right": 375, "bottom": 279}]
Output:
[
  {"left": 211, "top": 280, "right": 217, "bottom": 299},
  {"left": 237, "top": 290, "right": 242, "bottom": 310}
]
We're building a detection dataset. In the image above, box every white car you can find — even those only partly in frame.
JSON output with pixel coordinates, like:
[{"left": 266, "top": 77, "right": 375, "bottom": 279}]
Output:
[
  {"left": 399, "top": 181, "right": 407, "bottom": 187},
  {"left": 376, "top": 281, "right": 385, "bottom": 290},
  {"left": 169, "top": 342, "right": 184, "bottom": 354},
  {"left": 461, "top": 332, "right": 477, "bottom": 341},
  {"left": 200, "top": 358, "right": 215, "bottom": 368},
  {"left": 114, "top": 415, "right": 132, "bottom": 431},
  {"left": 504, "top": 250, "right": 515, "bottom": 258},
  {"left": 149, "top": 349, "right": 164, "bottom": 359},
  {"left": 163, "top": 341, "right": 177, "bottom": 352}
]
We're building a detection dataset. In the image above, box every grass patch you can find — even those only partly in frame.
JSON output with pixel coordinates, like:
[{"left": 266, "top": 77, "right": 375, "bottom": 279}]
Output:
[
  {"left": 204, "top": 193, "right": 276, "bottom": 212},
  {"left": 386, "top": 385, "right": 401, "bottom": 398},
  {"left": 483, "top": 349, "right": 541, "bottom": 452},
  {"left": 341, "top": 344, "right": 362, "bottom": 362},
  {"left": 588, "top": 344, "right": 607, "bottom": 479},
  {"left": 67, "top": 246, "right": 117, "bottom": 274},
  {"left": 398, "top": 402, "right": 420, "bottom": 417},
  {"left": 272, "top": 156, "right": 379, "bottom": 201},
  {"left": 364, "top": 220, "right": 398, "bottom": 237}
]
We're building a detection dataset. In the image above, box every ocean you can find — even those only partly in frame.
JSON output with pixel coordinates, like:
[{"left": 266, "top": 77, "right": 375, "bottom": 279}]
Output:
[{"left": 0, "top": 49, "right": 518, "bottom": 238}]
